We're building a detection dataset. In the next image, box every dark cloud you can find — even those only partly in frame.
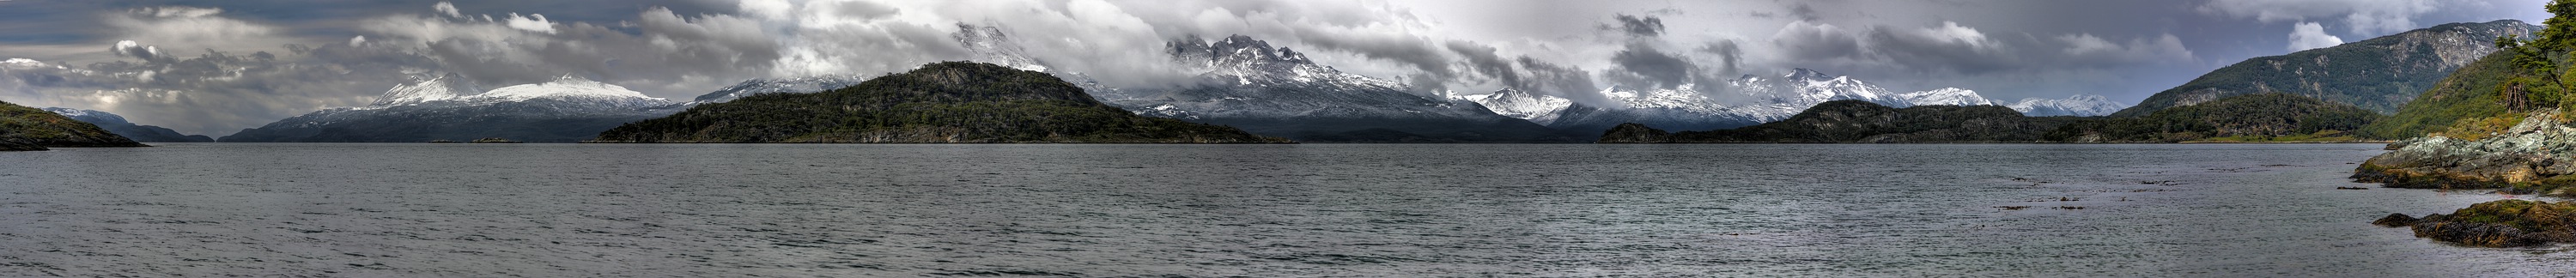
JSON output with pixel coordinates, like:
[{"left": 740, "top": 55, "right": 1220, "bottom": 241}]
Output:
[
  {"left": 1607, "top": 42, "right": 1696, "bottom": 89},
  {"left": 1789, "top": 3, "right": 1822, "bottom": 21},
  {"left": 1443, "top": 40, "right": 1522, "bottom": 89},
  {"left": 1863, "top": 21, "right": 2017, "bottom": 74},
  {"left": 1291, "top": 26, "right": 1455, "bottom": 93},
  {"left": 1607, "top": 14, "right": 1665, "bottom": 37},
  {"left": 1698, "top": 40, "right": 1743, "bottom": 76},
  {"left": 1515, "top": 57, "right": 1606, "bottom": 106},
  {"left": 1771, "top": 21, "right": 1865, "bottom": 61}
]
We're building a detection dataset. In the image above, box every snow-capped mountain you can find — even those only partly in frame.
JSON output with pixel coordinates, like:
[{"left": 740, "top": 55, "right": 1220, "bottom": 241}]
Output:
[
  {"left": 1545, "top": 68, "right": 2008, "bottom": 133},
  {"left": 2008, "top": 94, "right": 2129, "bottom": 117},
  {"left": 42, "top": 107, "right": 213, "bottom": 142},
  {"left": 1899, "top": 88, "right": 1994, "bottom": 106},
  {"left": 221, "top": 74, "right": 682, "bottom": 142},
  {"left": 945, "top": 27, "right": 1568, "bottom": 142},
  {"left": 1444, "top": 88, "right": 1572, "bottom": 125},
  {"left": 372, "top": 73, "right": 481, "bottom": 107},
  {"left": 1087, "top": 34, "right": 1568, "bottom": 142}
]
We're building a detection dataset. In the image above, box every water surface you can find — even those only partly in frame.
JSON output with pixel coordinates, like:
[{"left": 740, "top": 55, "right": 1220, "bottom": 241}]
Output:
[{"left": 0, "top": 143, "right": 2563, "bottom": 276}]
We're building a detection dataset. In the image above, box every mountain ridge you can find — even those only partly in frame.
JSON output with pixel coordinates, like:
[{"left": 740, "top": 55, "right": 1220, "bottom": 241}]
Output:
[
  {"left": 2112, "top": 20, "right": 2538, "bottom": 117},
  {"left": 41, "top": 107, "right": 213, "bottom": 142},
  {"left": 592, "top": 61, "right": 1287, "bottom": 143}
]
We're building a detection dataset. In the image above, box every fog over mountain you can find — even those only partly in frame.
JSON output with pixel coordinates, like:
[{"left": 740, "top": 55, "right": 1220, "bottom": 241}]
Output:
[{"left": 0, "top": 0, "right": 2552, "bottom": 136}]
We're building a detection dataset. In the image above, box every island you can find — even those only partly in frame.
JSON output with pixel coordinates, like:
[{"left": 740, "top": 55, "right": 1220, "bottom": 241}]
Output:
[{"left": 590, "top": 62, "right": 1289, "bottom": 143}]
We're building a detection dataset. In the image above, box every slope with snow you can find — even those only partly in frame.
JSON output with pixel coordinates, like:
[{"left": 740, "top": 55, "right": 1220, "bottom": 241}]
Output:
[
  {"left": 1076, "top": 34, "right": 1570, "bottom": 142},
  {"left": 2008, "top": 94, "right": 2129, "bottom": 117},
  {"left": 687, "top": 75, "right": 871, "bottom": 104},
  {"left": 222, "top": 74, "right": 681, "bottom": 142},
  {"left": 42, "top": 107, "right": 213, "bottom": 142},
  {"left": 1445, "top": 88, "right": 1572, "bottom": 125},
  {"left": 1547, "top": 68, "right": 2007, "bottom": 133}
]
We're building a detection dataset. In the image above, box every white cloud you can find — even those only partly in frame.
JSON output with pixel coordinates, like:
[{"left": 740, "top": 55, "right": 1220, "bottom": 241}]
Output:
[
  {"left": 2287, "top": 21, "right": 2345, "bottom": 51},
  {"left": 133, "top": 6, "right": 222, "bottom": 18},
  {"left": 503, "top": 13, "right": 556, "bottom": 33},
  {"left": 433, "top": 2, "right": 463, "bottom": 18},
  {"left": 102, "top": 6, "right": 284, "bottom": 56},
  {"left": 2199, "top": 0, "right": 2439, "bottom": 36},
  {"left": 2057, "top": 33, "right": 2194, "bottom": 64},
  {"left": 1770, "top": 21, "right": 1863, "bottom": 60}
]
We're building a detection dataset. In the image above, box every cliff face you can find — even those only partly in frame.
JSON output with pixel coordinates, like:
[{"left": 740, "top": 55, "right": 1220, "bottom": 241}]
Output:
[
  {"left": 2354, "top": 109, "right": 2576, "bottom": 195},
  {"left": 0, "top": 100, "right": 146, "bottom": 150},
  {"left": 593, "top": 62, "right": 1290, "bottom": 143}
]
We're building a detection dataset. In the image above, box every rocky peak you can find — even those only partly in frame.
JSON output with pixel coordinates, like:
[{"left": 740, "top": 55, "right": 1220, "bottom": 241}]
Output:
[
  {"left": 953, "top": 22, "right": 1048, "bottom": 71},
  {"left": 372, "top": 73, "right": 482, "bottom": 107},
  {"left": 1163, "top": 34, "right": 1358, "bottom": 85}
]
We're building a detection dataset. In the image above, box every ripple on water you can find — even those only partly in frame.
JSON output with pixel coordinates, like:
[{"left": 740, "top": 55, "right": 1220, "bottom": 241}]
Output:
[{"left": 0, "top": 143, "right": 2568, "bottom": 276}]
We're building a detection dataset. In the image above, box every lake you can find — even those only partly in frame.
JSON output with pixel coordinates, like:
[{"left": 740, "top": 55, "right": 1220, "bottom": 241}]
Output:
[{"left": 0, "top": 143, "right": 2566, "bottom": 276}]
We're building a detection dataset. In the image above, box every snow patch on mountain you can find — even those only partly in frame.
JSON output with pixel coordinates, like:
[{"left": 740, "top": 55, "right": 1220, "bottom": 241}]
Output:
[
  {"left": 2008, "top": 94, "right": 2129, "bottom": 117},
  {"left": 1446, "top": 88, "right": 1572, "bottom": 124},
  {"left": 40, "top": 107, "right": 115, "bottom": 124},
  {"left": 689, "top": 75, "right": 870, "bottom": 104},
  {"left": 1898, "top": 88, "right": 1994, "bottom": 106},
  {"left": 954, "top": 23, "right": 1048, "bottom": 72},
  {"left": 371, "top": 74, "right": 482, "bottom": 107},
  {"left": 363, "top": 74, "right": 669, "bottom": 110}
]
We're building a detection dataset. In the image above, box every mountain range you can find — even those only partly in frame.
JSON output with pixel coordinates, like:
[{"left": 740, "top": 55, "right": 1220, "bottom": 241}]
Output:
[
  {"left": 197, "top": 22, "right": 2140, "bottom": 143},
  {"left": 218, "top": 74, "right": 682, "bottom": 142},
  {"left": 42, "top": 107, "right": 213, "bottom": 142},
  {"left": 1461, "top": 68, "right": 2128, "bottom": 134},
  {"left": 592, "top": 62, "right": 1285, "bottom": 143}
]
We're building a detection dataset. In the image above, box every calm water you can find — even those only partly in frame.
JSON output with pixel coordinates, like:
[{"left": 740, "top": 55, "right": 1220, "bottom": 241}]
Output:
[{"left": 0, "top": 143, "right": 2566, "bottom": 276}]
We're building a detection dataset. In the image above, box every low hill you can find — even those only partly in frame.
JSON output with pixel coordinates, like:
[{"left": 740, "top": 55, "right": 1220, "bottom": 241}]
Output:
[
  {"left": 592, "top": 62, "right": 1288, "bottom": 143},
  {"left": 2048, "top": 94, "right": 2380, "bottom": 142},
  {"left": 1, "top": 100, "right": 147, "bottom": 151}
]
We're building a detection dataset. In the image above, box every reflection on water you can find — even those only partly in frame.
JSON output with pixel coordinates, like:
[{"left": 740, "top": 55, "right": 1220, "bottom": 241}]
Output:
[{"left": 0, "top": 143, "right": 2565, "bottom": 276}]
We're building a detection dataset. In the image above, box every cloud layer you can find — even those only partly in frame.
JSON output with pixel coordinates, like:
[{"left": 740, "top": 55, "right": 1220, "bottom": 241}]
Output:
[{"left": 0, "top": 0, "right": 2553, "bottom": 136}]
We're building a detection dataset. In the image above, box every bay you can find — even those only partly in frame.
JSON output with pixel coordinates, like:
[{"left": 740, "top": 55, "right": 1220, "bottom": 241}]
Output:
[{"left": 0, "top": 143, "right": 2565, "bottom": 276}]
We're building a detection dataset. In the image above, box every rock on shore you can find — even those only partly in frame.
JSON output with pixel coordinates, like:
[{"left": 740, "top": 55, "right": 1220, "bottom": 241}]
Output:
[
  {"left": 2377, "top": 199, "right": 2576, "bottom": 247},
  {"left": 2353, "top": 110, "right": 2576, "bottom": 195}
]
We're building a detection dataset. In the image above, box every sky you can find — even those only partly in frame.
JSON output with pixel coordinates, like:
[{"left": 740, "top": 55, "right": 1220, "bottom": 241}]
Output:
[{"left": 0, "top": 0, "right": 2555, "bottom": 136}]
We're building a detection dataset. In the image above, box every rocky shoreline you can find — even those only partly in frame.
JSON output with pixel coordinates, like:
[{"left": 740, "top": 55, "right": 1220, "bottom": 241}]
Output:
[
  {"left": 2353, "top": 110, "right": 2576, "bottom": 247},
  {"left": 2351, "top": 110, "right": 2576, "bottom": 196}
]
